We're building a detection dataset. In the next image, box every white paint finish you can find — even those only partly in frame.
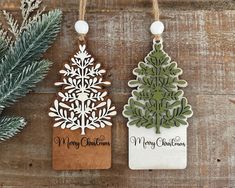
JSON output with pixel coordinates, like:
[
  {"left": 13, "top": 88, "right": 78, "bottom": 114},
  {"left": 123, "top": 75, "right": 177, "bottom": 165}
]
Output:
[
  {"left": 150, "top": 21, "right": 164, "bottom": 35},
  {"left": 74, "top": 20, "right": 89, "bottom": 34},
  {"left": 49, "top": 45, "right": 116, "bottom": 135},
  {"left": 129, "top": 126, "right": 188, "bottom": 170},
  {"left": 123, "top": 40, "right": 192, "bottom": 170}
]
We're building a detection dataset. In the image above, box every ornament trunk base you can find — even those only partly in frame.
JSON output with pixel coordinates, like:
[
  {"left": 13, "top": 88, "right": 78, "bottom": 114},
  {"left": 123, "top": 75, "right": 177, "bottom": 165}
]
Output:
[
  {"left": 128, "top": 125, "right": 188, "bottom": 170},
  {"left": 52, "top": 127, "right": 112, "bottom": 170}
]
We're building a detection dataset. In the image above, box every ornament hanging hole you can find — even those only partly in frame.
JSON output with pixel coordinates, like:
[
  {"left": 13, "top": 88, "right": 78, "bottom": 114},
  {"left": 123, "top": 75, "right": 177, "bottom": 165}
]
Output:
[
  {"left": 77, "top": 37, "right": 86, "bottom": 46},
  {"left": 153, "top": 36, "right": 163, "bottom": 44}
]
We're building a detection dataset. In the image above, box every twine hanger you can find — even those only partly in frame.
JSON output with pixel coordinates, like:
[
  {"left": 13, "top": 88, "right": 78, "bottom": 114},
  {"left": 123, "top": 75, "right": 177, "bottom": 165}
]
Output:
[
  {"left": 78, "top": 0, "right": 87, "bottom": 41},
  {"left": 152, "top": 0, "right": 162, "bottom": 40},
  {"left": 79, "top": 0, "right": 87, "bottom": 21},
  {"left": 152, "top": 0, "right": 160, "bottom": 21},
  {"left": 78, "top": 0, "right": 162, "bottom": 41}
]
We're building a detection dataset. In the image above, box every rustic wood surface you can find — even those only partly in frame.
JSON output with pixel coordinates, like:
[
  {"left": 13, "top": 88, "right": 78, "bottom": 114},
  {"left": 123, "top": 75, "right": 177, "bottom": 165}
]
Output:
[{"left": 0, "top": 0, "right": 235, "bottom": 187}]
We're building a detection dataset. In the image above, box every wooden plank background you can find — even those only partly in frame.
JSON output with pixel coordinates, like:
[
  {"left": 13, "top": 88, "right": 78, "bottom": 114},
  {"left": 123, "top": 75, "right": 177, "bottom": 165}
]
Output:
[{"left": 0, "top": 0, "right": 235, "bottom": 187}]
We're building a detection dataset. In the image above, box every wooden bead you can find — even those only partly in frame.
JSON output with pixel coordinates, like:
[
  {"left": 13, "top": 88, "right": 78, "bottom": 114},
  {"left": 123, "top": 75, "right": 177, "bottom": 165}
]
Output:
[
  {"left": 150, "top": 21, "right": 164, "bottom": 35},
  {"left": 75, "top": 20, "right": 89, "bottom": 34}
]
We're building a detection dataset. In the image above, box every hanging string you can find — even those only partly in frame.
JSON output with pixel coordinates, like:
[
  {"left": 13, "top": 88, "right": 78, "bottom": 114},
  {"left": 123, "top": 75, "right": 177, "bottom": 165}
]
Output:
[
  {"left": 152, "top": 0, "right": 160, "bottom": 21},
  {"left": 78, "top": 0, "right": 87, "bottom": 41},
  {"left": 152, "top": 0, "right": 162, "bottom": 40},
  {"left": 79, "top": 0, "right": 87, "bottom": 21}
]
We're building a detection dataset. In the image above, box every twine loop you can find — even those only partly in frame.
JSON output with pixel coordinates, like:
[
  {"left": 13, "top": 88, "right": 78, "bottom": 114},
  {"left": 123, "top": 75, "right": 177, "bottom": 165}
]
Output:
[
  {"left": 78, "top": 0, "right": 87, "bottom": 42},
  {"left": 152, "top": 0, "right": 161, "bottom": 40}
]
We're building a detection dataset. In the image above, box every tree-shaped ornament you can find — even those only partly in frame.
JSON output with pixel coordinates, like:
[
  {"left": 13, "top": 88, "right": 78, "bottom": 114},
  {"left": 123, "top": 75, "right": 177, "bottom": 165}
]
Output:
[
  {"left": 123, "top": 39, "right": 193, "bottom": 133},
  {"left": 123, "top": 2, "right": 193, "bottom": 169},
  {"left": 49, "top": 44, "right": 116, "bottom": 135},
  {"left": 49, "top": 0, "right": 116, "bottom": 170}
]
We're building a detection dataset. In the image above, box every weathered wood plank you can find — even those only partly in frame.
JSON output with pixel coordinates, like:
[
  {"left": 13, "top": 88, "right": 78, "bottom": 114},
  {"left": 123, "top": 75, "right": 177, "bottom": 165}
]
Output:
[
  {"left": 0, "top": 93, "right": 235, "bottom": 187},
  {"left": 0, "top": 0, "right": 235, "bottom": 11},
  {"left": 1, "top": 10, "right": 234, "bottom": 95}
]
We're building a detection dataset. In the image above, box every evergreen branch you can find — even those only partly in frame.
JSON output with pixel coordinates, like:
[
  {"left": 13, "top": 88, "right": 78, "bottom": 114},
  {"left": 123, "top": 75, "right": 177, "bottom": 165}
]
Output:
[
  {"left": 21, "top": 0, "right": 42, "bottom": 18},
  {"left": 20, "top": 0, "right": 45, "bottom": 33},
  {"left": 0, "top": 26, "right": 10, "bottom": 60},
  {"left": 0, "top": 60, "right": 52, "bottom": 107},
  {"left": 20, "top": 7, "right": 46, "bottom": 33},
  {"left": 0, "top": 37, "right": 8, "bottom": 60},
  {"left": 0, "top": 24, "right": 8, "bottom": 39},
  {"left": 0, "top": 26, "right": 12, "bottom": 48},
  {"left": 0, "top": 116, "right": 26, "bottom": 141},
  {"left": 0, "top": 9, "right": 62, "bottom": 82},
  {"left": 0, "top": 1, "right": 62, "bottom": 142},
  {"left": 2, "top": 11, "right": 20, "bottom": 38}
]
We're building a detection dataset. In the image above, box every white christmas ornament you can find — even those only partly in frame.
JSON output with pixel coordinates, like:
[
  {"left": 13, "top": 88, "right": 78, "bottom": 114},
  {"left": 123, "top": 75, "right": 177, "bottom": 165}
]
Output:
[
  {"left": 49, "top": 44, "right": 116, "bottom": 135},
  {"left": 150, "top": 21, "right": 164, "bottom": 35},
  {"left": 75, "top": 20, "right": 89, "bottom": 34}
]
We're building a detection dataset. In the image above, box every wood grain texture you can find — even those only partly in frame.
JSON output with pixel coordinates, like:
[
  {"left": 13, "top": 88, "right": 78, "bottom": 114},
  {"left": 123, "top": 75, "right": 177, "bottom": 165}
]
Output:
[
  {"left": 53, "top": 127, "right": 112, "bottom": 170},
  {"left": 0, "top": 0, "right": 235, "bottom": 187},
  {"left": 51, "top": 45, "right": 114, "bottom": 170}
]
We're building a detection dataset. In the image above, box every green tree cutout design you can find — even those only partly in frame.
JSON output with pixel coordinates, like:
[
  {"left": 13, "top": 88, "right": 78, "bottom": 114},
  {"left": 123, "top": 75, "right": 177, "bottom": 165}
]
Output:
[{"left": 123, "top": 40, "right": 193, "bottom": 134}]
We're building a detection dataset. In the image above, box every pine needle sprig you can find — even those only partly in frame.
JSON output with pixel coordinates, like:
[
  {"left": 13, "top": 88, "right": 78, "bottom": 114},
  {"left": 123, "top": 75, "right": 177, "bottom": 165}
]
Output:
[
  {"left": 2, "top": 10, "right": 20, "bottom": 38},
  {"left": 0, "top": 60, "right": 52, "bottom": 108},
  {"left": 0, "top": 117, "right": 26, "bottom": 141},
  {"left": 0, "top": 0, "right": 62, "bottom": 142},
  {"left": 20, "top": 0, "right": 45, "bottom": 33},
  {"left": 0, "top": 10, "right": 62, "bottom": 82},
  {"left": 0, "top": 25, "right": 11, "bottom": 59}
]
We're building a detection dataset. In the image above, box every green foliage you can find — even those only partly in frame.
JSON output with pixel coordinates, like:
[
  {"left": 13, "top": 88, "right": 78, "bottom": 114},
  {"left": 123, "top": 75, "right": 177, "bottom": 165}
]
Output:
[
  {"left": 0, "top": 0, "right": 62, "bottom": 141},
  {"left": 123, "top": 41, "right": 193, "bottom": 134},
  {"left": 0, "top": 28, "right": 9, "bottom": 60},
  {"left": 0, "top": 117, "right": 26, "bottom": 141},
  {"left": 0, "top": 60, "right": 52, "bottom": 107}
]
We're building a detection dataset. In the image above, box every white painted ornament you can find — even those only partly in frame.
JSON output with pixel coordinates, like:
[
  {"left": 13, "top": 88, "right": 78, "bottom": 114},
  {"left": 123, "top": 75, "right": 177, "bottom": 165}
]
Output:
[
  {"left": 49, "top": 44, "right": 116, "bottom": 135},
  {"left": 123, "top": 39, "right": 193, "bottom": 170},
  {"left": 150, "top": 21, "right": 164, "bottom": 35},
  {"left": 129, "top": 125, "right": 188, "bottom": 169},
  {"left": 75, "top": 20, "right": 89, "bottom": 34}
]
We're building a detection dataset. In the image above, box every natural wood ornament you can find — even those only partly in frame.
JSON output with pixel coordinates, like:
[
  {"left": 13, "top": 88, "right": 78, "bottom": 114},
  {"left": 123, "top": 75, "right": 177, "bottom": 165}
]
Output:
[{"left": 49, "top": 0, "right": 116, "bottom": 170}]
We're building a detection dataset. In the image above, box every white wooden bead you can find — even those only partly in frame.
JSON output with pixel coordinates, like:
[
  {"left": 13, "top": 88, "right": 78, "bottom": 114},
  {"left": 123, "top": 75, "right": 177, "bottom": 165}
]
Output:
[
  {"left": 75, "top": 20, "right": 89, "bottom": 34},
  {"left": 150, "top": 21, "right": 164, "bottom": 35}
]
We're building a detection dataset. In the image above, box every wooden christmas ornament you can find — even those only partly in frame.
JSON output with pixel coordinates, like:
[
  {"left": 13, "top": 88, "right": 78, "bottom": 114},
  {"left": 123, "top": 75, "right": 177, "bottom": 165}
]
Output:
[
  {"left": 123, "top": 0, "right": 193, "bottom": 170},
  {"left": 49, "top": 0, "right": 116, "bottom": 170}
]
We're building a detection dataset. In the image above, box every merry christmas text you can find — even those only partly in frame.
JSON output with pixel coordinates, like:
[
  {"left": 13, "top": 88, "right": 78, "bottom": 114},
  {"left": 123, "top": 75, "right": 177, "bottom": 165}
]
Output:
[
  {"left": 54, "top": 135, "right": 110, "bottom": 149},
  {"left": 130, "top": 136, "right": 186, "bottom": 149}
]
